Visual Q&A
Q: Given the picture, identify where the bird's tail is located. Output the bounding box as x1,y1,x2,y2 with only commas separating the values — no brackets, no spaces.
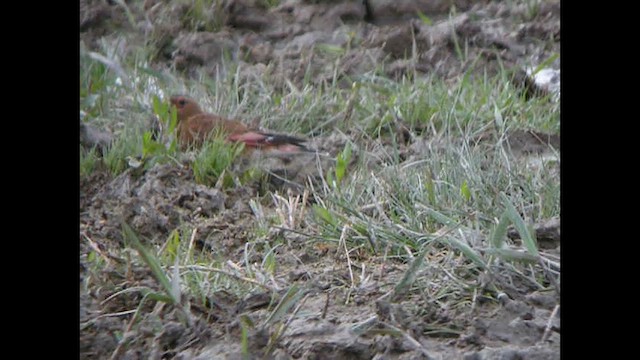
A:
228,131,313,153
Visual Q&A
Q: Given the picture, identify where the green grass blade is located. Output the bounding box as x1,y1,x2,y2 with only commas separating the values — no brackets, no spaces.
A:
485,248,539,263
439,235,487,270
424,172,437,205
313,205,338,227
391,246,427,300
113,0,136,28
164,229,181,262
532,53,559,76
145,292,176,304
239,314,253,360
500,193,539,256
490,212,510,249
263,284,304,326
121,221,177,304
426,208,457,227
335,143,352,184
460,180,471,202
416,11,433,25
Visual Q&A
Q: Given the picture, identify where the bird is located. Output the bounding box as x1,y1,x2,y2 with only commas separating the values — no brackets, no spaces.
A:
169,95,310,153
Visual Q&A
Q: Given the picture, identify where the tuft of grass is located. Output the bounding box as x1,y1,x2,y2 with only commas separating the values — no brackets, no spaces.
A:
326,142,353,189
102,125,145,175
121,221,181,306
80,147,101,177
180,0,225,33
262,284,307,357
297,66,559,313
192,133,246,188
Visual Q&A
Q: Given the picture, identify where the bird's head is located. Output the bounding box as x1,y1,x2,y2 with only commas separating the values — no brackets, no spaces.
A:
169,95,203,121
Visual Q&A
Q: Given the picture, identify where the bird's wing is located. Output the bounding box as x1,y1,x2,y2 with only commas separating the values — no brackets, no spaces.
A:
228,131,310,152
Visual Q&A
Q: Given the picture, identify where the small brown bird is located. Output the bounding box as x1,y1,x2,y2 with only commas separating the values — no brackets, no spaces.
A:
169,95,309,152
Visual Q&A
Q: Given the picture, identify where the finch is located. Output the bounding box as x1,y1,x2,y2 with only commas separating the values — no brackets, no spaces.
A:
169,95,309,152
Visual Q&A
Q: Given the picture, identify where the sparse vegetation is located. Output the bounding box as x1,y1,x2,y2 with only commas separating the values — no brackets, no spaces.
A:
192,134,245,187
80,0,559,358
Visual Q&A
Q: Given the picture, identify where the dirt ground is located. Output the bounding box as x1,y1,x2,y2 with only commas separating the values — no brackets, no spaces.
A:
80,0,560,358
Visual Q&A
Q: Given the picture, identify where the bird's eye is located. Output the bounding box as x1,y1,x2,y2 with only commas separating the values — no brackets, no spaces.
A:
178,99,186,107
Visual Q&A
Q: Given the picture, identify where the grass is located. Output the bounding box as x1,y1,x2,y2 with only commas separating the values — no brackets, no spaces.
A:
180,0,225,33
80,16,559,355
192,133,246,188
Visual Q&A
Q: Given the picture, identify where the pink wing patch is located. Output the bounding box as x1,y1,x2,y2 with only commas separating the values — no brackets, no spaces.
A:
227,132,267,146
227,131,308,153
